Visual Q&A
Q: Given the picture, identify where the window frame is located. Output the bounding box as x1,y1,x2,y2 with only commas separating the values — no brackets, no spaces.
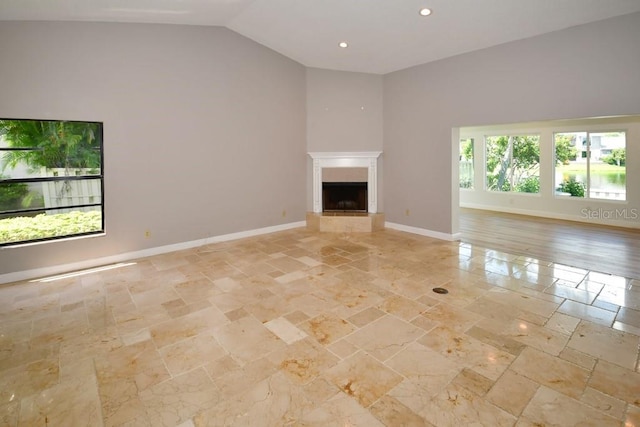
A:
0,118,105,247
553,129,626,201
459,137,475,190
484,133,541,194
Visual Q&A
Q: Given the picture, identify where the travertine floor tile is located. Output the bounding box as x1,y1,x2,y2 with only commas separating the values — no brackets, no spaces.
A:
213,315,285,365
588,359,640,405
0,401,19,427
0,358,59,405
420,302,483,332
298,392,386,427
324,351,403,407
264,316,308,344
376,294,429,320
419,383,516,426
510,347,589,399
19,375,103,426
418,325,515,380
597,285,640,310
499,319,570,356
194,371,312,426
266,338,338,385
558,299,617,326
580,386,627,420
159,332,227,376
567,320,639,369
300,313,356,346
96,339,170,392
1,228,638,426
545,311,581,335
345,315,424,361
140,368,220,426
520,386,619,427
450,368,494,396
486,369,539,416
625,405,640,427
369,395,434,427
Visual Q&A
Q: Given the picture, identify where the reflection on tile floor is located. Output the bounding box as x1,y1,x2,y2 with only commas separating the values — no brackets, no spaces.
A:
1,228,639,426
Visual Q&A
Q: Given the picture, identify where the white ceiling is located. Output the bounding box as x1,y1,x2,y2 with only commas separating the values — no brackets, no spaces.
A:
2,0,640,74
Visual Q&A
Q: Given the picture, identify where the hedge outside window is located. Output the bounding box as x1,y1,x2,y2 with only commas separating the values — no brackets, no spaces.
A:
0,119,104,246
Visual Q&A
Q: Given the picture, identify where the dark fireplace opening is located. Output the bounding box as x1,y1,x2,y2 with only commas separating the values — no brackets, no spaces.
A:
322,182,367,212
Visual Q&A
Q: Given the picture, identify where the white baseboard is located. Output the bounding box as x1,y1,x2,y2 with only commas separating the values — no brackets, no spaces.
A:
385,222,461,241
0,221,306,285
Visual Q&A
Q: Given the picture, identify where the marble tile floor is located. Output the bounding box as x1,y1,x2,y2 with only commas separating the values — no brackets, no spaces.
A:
1,228,639,426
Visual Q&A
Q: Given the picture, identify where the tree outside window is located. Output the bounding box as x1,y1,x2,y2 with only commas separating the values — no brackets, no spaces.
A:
485,135,540,193
459,138,474,189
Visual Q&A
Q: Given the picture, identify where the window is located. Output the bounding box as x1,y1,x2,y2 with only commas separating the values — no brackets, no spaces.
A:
554,131,626,200
485,135,540,193
0,119,104,246
459,138,474,189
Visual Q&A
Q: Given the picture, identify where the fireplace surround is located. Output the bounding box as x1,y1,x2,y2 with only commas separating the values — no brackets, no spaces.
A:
308,151,382,214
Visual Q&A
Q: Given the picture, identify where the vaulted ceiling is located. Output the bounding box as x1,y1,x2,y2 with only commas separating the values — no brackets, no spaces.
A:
2,0,640,74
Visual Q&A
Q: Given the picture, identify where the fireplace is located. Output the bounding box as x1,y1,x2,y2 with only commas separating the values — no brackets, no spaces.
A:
308,151,382,214
322,182,368,212
307,151,383,232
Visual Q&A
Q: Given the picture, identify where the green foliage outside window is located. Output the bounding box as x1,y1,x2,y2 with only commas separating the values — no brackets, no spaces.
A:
515,176,540,193
486,135,540,193
554,134,578,165
558,178,586,197
602,148,625,166
0,211,101,244
0,175,29,211
1,120,101,173
459,138,474,189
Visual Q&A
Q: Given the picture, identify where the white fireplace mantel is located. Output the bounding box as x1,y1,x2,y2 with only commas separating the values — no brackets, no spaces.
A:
308,151,382,214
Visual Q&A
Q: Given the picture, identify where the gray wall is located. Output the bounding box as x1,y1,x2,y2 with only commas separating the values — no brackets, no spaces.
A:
306,68,384,211
306,68,383,152
0,22,306,276
384,12,640,234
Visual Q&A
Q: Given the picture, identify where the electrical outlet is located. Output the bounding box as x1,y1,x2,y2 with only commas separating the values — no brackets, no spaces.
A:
405,209,410,216
145,230,151,238
282,209,286,217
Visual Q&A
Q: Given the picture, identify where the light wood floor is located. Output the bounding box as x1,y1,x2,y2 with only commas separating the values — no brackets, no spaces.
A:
459,208,640,279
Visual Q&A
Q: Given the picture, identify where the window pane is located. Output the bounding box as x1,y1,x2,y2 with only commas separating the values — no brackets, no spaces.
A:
0,120,101,168
0,208,102,245
0,163,100,180
459,138,474,189
555,132,587,198
589,132,626,200
486,135,540,193
0,179,101,214
0,118,103,246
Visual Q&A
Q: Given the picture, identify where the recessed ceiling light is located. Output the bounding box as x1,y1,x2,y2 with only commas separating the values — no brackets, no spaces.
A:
419,8,432,16
339,41,348,48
